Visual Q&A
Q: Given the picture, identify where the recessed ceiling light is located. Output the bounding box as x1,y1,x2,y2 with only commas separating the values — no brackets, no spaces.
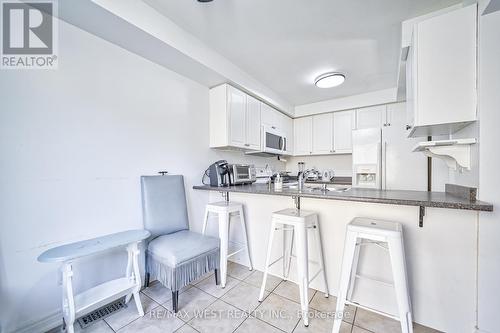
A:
314,72,345,88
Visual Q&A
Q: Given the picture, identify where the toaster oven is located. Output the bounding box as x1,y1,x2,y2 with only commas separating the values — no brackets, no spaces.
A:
228,164,256,185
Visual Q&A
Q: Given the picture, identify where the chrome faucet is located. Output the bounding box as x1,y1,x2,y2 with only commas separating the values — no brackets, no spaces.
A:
298,170,313,192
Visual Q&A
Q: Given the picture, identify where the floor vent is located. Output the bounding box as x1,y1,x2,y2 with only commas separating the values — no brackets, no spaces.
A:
76,298,128,329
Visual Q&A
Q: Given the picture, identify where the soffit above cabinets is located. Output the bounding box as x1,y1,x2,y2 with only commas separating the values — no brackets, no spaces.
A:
144,0,462,106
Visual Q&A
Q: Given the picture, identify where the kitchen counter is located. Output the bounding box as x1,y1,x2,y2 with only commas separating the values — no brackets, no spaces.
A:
193,183,493,211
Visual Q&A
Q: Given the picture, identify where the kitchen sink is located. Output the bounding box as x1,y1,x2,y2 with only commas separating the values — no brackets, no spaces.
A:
282,184,315,192
282,182,350,192
282,182,298,189
306,184,351,192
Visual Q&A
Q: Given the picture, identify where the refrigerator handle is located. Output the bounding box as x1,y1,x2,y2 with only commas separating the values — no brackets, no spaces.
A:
382,140,387,190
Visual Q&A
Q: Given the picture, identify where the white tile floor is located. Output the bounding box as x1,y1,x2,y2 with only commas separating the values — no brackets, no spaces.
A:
47,263,441,333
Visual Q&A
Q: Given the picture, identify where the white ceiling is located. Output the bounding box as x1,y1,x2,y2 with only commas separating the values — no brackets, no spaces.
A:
144,0,462,106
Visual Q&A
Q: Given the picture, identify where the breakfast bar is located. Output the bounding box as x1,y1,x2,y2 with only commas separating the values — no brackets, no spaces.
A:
193,183,492,211
193,183,492,332
194,183,492,227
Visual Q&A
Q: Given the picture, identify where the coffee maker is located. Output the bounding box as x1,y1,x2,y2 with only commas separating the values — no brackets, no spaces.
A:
207,160,231,187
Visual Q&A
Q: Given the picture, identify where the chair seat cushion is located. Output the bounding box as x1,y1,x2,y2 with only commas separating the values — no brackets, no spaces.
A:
147,230,220,266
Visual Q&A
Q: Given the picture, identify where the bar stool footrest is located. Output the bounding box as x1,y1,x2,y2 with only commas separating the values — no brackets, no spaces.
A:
227,248,246,258
345,300,399,321
354,274,394,288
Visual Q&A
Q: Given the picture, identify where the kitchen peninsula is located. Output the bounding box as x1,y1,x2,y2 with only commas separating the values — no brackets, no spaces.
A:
194,183,492,332
193,183,492,212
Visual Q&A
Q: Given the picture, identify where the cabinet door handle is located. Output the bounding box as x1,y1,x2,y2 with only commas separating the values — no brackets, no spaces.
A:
244,143,250,147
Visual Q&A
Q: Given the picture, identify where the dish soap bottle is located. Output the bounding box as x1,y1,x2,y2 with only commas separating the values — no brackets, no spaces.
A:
274,173,283,191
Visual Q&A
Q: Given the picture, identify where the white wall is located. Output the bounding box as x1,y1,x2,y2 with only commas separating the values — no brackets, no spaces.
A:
427,127,478,192
0,19,281,333
477,2,500,332
285,155,352,177
294,88,397,117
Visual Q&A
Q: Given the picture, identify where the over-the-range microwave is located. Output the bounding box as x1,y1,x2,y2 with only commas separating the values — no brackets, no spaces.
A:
246,125,287,157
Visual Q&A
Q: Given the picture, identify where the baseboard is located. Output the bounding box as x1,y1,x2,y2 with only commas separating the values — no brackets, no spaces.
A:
11,310,62,333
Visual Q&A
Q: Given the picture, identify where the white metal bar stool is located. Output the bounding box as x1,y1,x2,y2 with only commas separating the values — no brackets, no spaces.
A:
202,201,253,287
259,208,329,327
332,217,413,333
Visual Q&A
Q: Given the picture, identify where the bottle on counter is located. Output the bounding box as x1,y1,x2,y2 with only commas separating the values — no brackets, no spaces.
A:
274,173,283,191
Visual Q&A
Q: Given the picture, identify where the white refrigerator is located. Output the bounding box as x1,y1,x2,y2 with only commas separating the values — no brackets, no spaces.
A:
352,104,428,190
352,128,382,189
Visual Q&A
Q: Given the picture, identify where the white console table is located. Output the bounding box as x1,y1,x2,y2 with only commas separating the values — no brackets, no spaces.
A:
38,229,151,333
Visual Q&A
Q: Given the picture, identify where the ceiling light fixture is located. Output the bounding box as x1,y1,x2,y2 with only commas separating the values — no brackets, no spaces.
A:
314,72,345,88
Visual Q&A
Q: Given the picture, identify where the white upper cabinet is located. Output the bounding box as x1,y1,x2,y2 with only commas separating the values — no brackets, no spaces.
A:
282,114,294,154
261,103,283,129
228,86,247,147
245,95,261,150
294,117,313,155
333,110,355,153
312,114,333,154
356,105,387,129
405,4,477,137
210,83,293,153
209,84,261,150
293,110,355,156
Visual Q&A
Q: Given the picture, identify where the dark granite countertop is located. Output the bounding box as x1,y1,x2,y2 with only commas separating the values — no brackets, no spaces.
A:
193,183,493,212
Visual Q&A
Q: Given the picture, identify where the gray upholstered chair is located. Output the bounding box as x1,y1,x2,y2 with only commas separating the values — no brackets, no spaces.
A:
141,175,220,312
